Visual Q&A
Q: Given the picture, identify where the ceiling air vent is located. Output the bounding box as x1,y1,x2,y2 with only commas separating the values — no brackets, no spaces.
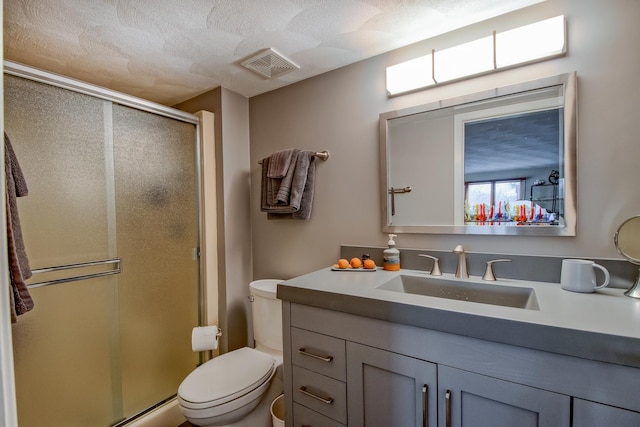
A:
241,48,299,79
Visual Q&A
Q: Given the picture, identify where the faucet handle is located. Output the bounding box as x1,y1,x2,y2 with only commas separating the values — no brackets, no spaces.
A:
482,259,512,281
418,254,442,276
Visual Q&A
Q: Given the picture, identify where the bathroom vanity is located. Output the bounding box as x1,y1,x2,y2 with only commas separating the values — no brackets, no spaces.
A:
277,268,640,427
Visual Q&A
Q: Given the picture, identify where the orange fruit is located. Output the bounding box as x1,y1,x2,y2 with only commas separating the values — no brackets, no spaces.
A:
337,259,350,269
350,257,363,268
363,259,376,269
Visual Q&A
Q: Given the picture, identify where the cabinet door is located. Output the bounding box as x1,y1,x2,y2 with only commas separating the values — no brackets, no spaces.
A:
573,399,640,427
347,342,437,427
438,365,570,427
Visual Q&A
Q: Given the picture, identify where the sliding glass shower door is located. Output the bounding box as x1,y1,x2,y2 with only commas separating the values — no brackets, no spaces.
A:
5,74,200,426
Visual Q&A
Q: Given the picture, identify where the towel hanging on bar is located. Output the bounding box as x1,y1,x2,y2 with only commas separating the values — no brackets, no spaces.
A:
268,155,316,220
263,149,300,208
4,132,34,322
267,148,296,178
261,150,317,220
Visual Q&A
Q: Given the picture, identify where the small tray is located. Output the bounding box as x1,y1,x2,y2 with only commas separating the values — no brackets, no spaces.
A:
331,266,377,272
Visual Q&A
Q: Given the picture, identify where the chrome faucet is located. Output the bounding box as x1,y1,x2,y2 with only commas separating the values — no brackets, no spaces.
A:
453,245,469,278
418,254,442,276
482,259,512,281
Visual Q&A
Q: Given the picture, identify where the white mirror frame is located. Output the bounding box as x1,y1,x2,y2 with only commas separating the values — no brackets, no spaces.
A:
379,72,577,236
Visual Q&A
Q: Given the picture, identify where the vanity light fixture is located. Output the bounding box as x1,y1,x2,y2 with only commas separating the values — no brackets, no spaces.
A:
433,36,494,83
386,15,566,95
385,54,434,95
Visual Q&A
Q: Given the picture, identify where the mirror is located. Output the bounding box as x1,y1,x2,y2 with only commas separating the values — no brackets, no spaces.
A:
614,216,640,298
380,72,576,236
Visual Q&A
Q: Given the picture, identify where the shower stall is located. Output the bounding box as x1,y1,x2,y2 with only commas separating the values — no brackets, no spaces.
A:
4,65,202,426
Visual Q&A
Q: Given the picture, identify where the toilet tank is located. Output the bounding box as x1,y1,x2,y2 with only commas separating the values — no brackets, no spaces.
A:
249,279,283,353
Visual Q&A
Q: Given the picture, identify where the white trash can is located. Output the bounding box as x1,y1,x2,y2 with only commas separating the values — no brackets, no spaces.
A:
270,394,285,427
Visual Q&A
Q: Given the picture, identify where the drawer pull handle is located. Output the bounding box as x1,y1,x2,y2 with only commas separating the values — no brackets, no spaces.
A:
299,386,334,404
298,347,334,362
422,384,428,427
445,390,452,427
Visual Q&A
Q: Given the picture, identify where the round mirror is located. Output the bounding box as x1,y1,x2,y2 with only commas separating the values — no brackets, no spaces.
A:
614,216,640,298
614,216,640,263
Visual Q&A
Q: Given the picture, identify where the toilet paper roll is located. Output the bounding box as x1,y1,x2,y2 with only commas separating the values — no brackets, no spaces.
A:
191,325,221,352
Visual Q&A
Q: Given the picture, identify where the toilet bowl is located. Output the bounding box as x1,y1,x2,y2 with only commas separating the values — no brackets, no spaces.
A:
178,279,284,427
178,347,277,426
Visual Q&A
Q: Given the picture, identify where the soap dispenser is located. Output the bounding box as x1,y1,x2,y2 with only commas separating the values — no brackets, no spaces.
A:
383,234,401,271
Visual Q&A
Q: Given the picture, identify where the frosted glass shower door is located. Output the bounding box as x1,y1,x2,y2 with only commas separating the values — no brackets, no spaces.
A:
5,74,200,426
112,104,199,418
6,75,117,427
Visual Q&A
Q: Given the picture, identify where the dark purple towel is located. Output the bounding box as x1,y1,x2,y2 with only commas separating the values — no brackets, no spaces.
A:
5,132,33,322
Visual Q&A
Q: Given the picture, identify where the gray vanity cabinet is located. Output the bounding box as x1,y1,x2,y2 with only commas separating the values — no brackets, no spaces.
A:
439,365,570,427
573,399,640,427
346,342,437,426
282,301,640,427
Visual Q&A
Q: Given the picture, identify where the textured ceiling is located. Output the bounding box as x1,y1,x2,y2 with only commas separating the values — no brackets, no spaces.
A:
4,0,543,106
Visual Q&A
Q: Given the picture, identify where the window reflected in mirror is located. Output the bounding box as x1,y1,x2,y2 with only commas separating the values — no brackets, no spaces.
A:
462,107,564,226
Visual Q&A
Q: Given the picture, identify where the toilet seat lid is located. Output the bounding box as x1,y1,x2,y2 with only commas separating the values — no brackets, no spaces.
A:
179,347,275,406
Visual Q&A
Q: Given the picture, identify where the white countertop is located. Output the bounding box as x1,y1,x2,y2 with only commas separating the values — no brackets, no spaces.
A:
278,267,640,367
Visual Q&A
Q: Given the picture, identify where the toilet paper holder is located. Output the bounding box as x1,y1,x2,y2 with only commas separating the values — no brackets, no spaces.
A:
191,325,223,352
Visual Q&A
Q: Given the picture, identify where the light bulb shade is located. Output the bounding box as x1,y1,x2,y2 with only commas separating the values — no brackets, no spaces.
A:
386,54,434,95
433,36,494,83
496,15,566,68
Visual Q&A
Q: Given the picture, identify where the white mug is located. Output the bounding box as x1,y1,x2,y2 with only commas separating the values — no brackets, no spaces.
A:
560,259,610,293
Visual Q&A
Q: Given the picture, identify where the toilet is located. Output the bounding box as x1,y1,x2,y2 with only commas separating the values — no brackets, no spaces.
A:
178,279,284,427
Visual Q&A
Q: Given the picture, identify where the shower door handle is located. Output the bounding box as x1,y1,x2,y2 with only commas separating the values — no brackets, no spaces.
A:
28,258,122,289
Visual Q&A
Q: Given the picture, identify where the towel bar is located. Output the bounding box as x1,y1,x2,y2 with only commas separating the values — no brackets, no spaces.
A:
258,150,329,164
27,258,121,289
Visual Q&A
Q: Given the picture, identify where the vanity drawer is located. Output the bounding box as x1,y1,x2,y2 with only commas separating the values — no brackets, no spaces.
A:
291,327,346,381
293,402,345,427
292,365,347,424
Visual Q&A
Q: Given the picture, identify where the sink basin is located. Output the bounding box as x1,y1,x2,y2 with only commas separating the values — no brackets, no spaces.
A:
377,275,539,310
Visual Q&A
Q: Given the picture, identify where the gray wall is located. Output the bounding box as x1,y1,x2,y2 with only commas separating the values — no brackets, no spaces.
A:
249,0,640,280
175,87,252,352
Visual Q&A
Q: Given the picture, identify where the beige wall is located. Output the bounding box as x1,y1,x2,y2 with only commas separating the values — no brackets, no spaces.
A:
249,0,640,280
175,88,252,352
